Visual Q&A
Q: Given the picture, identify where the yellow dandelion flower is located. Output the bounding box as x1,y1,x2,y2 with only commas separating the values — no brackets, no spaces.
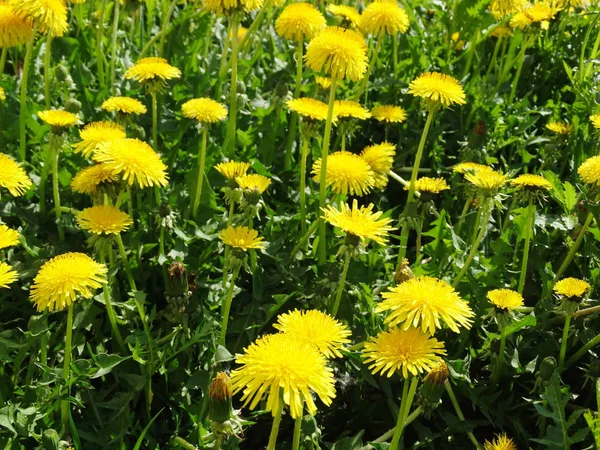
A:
0,262,17,288
273,309,351,358
510,2,561,29
578,155,600,186
546,120,572,135
377,276,475,334
487,289,524,311
0,153,32,196
408,72,466,109
275,3,326,41
312,151,375,196
362,327,447,379
230,25,248,40
203,0,264,16
510,174,552,191
305,26,368,82
0,87,4,101
0,2,33,47
360,142,396,189
315,76,332,89
371,105,407,123
321,199,393,245
76,205,133,235
101,96,147,115
124,57,181,84
0,224,19,249
334,100,371,120
93,139,168,188
554,277,590,298
484,433,518,450
219,226,266,251
490,25,514,37
591,114,600,129
182,98,227,124
37,109,79,130
71,164,117,194
287,98,336,122
360,0,409,36
453,162,494,174
489,0,527,19
424,361,450,385
236,174,271,194
465,170,508,192
326,4,361,28
230,333,336,418
406,177,450,194
215,161,251,181
9,0,68,37
72,122,126,158
30,252,108,312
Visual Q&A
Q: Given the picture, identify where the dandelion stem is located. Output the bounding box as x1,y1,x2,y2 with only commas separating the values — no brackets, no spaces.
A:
393,35,399,78
61,304,74,432
219,263,241,346
0,47,7,74
455,194,473,236
485,34,503,82
284,37,304,171
553,211,594,284
158,0,179,55
299,131,310,235
99,248,126,352
292,408,303,450
116,234,137,292
19,26,38,161
518,200,535,294
239,0,270,53
558,314,571,368
95,0,107,86
50,133,65,241
332,250,351,317
508,33,532,104
192,126,208,217
266,392,284,450
44,35,52,109
389,377,418,450
492,324,507,383
445,383,482,449
566,331,600,368
225,13,239,157
109,0,121,94
355,31,384,101
151,92,158,151
290,218,320,260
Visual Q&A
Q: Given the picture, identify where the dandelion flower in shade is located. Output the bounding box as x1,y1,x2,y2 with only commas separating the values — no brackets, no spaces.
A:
334,100,371,120
0,224,19,249
0,87,4,101
322,199,393,245
510,2,561,29
203,0,265,16
484,433,517,450
546,121,573,135
230,25,248,40
591,114,600,130
76,205,133,235
73,122,126,158
0,262,17,288
360,142,396,188
10,0,68,37
230,333,336,418
360,0,410,36
453,162,494,174
371,105,407,123
124,57,181,85
315,76,332,89
488,289,524,311
215,161,251,181
219,226,265,251
377,276,474,334
510,174,552,191
362,327,447,379
408,72,466,110
93,139,168,188
101,96,147,115
578,155,600,186
554,277,590,299
38,109,79,131
0,2,32,47
490,25,514,38
305,26,368,81
406,177,450,194
236,174,271,194
489,0,527,19
312,151,375,196
71,164,117,194
182,98,227,124
287,98,335,122
0,153,32,196
275,3,326,41
465,170,508,192
326,4,361,28
273,309,351,358
30,252,108,312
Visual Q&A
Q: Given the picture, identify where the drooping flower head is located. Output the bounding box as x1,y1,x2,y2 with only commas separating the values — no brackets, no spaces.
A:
362,327,447,378
182,98,227,124
0,262,17,288
578,155,600,187
312,151,375,196
30,252,108,312
371,105,407,123
125,57,181,92
71,164,117,194
360,142,396,188
275,3,326,41
287,98,336,122
465,170,508,195
554,277,590,300
510,1,561,30
0,2,33,47
360,0,409,36
0,224,19,249
489,0,527,19
10,0,68,37
203,0,265,16
487,289,524,311
546,120,572,135
76,205,133,235
0,153,32,196
215,161,251,181
408,72,466,111
591,114,600,130
38,109,79,133
322,199,393,245
219,226,265,251
483,433,517,450
230,333,336,419
93,139,168,188
406,177,450,194
305,26,368,81
334,100,371,120
101,96,147,115
236,174,271,194
326,4,361,28
377,276,475,334
73,122,126,158
273,309,351,358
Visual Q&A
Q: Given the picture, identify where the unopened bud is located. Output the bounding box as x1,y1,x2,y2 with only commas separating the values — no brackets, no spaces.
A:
65,98,81,114
54,65,68,82
537,357,556,382
209,372,233,423
42,429,60,450
166,261,189,298
395,259,415,284
418,362,449,418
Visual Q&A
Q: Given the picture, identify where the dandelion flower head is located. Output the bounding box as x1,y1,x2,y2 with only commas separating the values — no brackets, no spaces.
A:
10,0,68,36
38,109,79,130
591,114,600,130
484,433,517,450
101,96,147,115
334,100,371,120
465,170,507,192
0,224,19,249
554,277,590,299
360,0,409,36
71,164,117,194
408,72,466,110
453,162,494,174
77,205,133,235
203,0,265,16
0,153,32,196
371,105,407,123
578,155,600,186
360,142,396,189
510,2,561,29
182,98,227,124
326,4,361,28
510,174,552,191
487,289,524,311
0,262,17,289
546,121,572,135
315,76,332,89
489,0,527,19
219,226,266,251
0,2,33,47
73,122,126,158
275,3,326,41
312,151,375,196
215,161,251,181
236,174,271,194
287,98,336,122
406,177,450,194
322,199,393,245
125,57,182,85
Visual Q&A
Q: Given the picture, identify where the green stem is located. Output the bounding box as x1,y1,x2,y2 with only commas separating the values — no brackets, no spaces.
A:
158,0,179,55
492,325,507,383
61,304,74,431
51,134,65,241
462,28,480,78
354,32,384,101
485,34,503,81
227,196,236,226
126,185,134,222
508,34,531,104
219,263,241,346
19,27,37,161
389,377,418,450
99,248,126,352
116,234,137,292
239,0,270,53
192,126,208,217
553,211,594,283
109,0,121,94
559,314,571,368
0,47,7,75
444,383,482,449
96,0,107,86
225,14,239,157
566,331,600,368
317,74,338,265
393,34,399,78
44,35,52,109
455,194,473,236
266,393,284,450
331,251,351,317
290,218,320,260
415,207,424,263
39,141,53,217
172,437,198,450
284,37,304,171
518,200,535,294
292,408,302,450
299,132,310,235
151,92,158,151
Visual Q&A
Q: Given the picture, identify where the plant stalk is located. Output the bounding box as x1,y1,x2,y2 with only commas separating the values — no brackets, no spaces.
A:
219,263,241,346
61,304,74,431
553,211,594,283
389,377,418,450
44,35,52,109
332,250,351,317
99,248,126,352
19,26,38,161
284,37,304,171
109,0,121,94
518,200,535,294
225,13,239,157
559,314,571,368
299,131,310,235
266,393,284,450
192,126,208,217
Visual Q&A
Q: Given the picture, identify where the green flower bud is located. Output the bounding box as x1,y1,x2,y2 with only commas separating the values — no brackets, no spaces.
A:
588,360,600,379
42,429,60,450
418,362,449,418
65,98,81,114
54,65,69,82
130,124,146,140
275,81,288,98
538,357,557,382
165,261,189,298
209,372,233,423
345,232,360,247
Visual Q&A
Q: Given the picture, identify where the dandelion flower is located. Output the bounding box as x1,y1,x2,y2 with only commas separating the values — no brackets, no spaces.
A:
334,100,371,120
312,151,375,196
0,153,32,196
30,252,108,312
360,142,396,188
230,333,336,418
326,4,361,28
203,0,265,16
73,122,126,158
578,155,600,186
371,105,407,123
236,174,271,194
93,139,168,188
453,162,494,174
219,226,265,250
315,76,332,89
554,277,590,299
77,205,133,235
360,0,409,36
377,276,474,334
0,2,33,47
490,25,514,37
322,199,393,245
71,164,117,194
489,0,527,19
101,96,147,115
215,161,251,181
305,26,368,81
275,3,326,41
362,327,447,379
10,0,68,37
591,114,600,129
546,121,572,135
406,177,450,194
510,174,552,191
38,109,79,131
488,289,524,311
424,361,450,385
510,2,561,29
484,433,517,450
0,262,17,288
0,87,4,101
182,98,227,124
274,309,351,358
408,72,466,110
465,170,507,192
0,224,19,249
125,57,181,85
287,98,335,122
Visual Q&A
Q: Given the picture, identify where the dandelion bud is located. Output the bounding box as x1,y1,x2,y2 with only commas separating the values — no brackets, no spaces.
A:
42,429,60,450
209,372,233,423
588,360,600,379
418,362,449,417
537,357,556,383
166,261,189,298
159,202,172,219
130,124,146,140
395,258,415,284
275,81,289,99
54,65,69,82
65,98,82,115
344,232,360,247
